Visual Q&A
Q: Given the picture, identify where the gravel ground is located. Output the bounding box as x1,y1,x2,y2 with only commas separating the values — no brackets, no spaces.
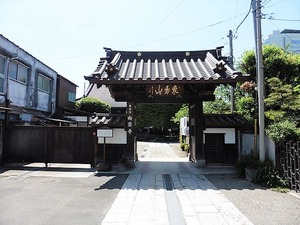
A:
206,174,300,225
137,141,188,159
168,142,188,158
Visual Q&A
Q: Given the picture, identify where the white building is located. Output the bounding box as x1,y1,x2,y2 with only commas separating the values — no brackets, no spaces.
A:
0,34,57,123
264,29,300,53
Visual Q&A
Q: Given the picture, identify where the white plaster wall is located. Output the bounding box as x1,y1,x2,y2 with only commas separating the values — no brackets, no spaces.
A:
37,91,51,111
266,136,276,165
8,82,27,107
241,133,276,164
204,128,235,144
98,128,127,144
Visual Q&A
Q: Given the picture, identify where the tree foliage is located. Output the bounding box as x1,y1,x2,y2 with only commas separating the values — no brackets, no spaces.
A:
171,104,189,124
203,85,231,114
239,45,300,87
264,77,300,122
137,104,181,128
237,44,300,142
75,97,110,113
266,120,300,143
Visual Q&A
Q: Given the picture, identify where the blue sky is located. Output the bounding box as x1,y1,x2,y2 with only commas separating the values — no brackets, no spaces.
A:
1,0,299,97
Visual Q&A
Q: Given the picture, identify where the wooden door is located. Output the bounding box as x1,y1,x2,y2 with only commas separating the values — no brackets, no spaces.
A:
204,133,224,163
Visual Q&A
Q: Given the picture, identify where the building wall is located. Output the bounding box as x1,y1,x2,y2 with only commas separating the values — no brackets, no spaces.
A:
264,30,300,53
57,75,77,109
0,35,57,116
241,133,276,164
204,128,236,144
98,128,127,144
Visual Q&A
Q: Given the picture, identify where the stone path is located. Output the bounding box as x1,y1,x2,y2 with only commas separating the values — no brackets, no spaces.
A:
102,173,253,225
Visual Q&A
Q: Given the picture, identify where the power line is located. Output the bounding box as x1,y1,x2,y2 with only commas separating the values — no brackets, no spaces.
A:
267,20,300,51
205,37,226,49
266,17,300,22
233,0,252,38
233,0,240,29
43,53,99,61
136,0,185,46
124,12,250,50
43,6,255,60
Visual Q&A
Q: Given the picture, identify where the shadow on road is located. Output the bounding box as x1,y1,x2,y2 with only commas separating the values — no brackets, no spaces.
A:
94,174,128,190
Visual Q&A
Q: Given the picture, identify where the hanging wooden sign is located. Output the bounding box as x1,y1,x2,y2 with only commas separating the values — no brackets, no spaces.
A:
146,84,183,98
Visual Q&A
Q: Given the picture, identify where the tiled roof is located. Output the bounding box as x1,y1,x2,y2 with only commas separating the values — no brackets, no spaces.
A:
85,47,246,84
204,114,245,128
90,113,245,129
90,113,126,128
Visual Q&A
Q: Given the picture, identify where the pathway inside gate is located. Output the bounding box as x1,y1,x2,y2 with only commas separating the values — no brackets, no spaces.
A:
102,141,253,225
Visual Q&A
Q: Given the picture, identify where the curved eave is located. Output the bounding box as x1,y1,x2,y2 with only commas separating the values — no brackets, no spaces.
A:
84,75,248,85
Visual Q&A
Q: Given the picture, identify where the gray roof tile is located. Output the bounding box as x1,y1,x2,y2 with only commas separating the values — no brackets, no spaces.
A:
85,47,246,84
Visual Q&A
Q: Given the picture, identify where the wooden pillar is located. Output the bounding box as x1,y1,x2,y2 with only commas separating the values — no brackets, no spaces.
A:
126,102,136,167
193,101,206,167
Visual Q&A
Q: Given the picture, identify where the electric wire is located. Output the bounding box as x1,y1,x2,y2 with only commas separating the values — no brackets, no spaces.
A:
266,17,300,22
267,20,300,51
136,0,185,46
233,0,239,29
233,0,252,38
123,12,250,50
44,53,99,61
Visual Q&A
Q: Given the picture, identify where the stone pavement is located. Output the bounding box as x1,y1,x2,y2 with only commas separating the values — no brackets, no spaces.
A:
101,142,253,225
102,173,253,225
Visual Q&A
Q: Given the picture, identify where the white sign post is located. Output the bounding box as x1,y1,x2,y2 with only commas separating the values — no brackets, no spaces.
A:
97,129,113,163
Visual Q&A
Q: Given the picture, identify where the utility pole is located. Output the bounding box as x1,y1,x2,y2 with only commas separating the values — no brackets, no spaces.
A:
252,0,265,161
228,30,235,113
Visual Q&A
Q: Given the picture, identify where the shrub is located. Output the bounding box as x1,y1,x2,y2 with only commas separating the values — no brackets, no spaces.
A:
253,161,288,188
266,120,300,143
76,97,110,113
236,150,260,175
184,144,190,152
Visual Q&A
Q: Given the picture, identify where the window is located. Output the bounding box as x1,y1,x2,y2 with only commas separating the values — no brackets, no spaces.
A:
8,61,28,84
0,55,5,93
18,64,28,83
0,55,5,74
68,91,76,103
37,73,51,93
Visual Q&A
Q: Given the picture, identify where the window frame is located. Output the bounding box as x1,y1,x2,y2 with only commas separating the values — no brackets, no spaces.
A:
0,55,5,93
8,60,29,84
68,91,76,103
37,73,51,93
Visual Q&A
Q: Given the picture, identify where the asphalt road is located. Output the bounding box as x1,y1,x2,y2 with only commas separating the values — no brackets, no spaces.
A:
0,167,127,225
206,174,300,225
1,142,299,225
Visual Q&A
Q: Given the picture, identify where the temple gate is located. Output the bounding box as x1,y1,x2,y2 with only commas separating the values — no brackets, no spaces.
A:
85,47,247,167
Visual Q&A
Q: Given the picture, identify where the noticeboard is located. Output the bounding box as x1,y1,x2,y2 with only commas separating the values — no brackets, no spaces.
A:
97,129,113,138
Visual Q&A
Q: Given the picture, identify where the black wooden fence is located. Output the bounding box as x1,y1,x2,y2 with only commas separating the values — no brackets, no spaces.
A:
279,141,300,193
4,126,95,167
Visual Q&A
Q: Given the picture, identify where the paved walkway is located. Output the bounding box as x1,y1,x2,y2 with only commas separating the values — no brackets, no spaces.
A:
102,174,253,225
101,142,253,225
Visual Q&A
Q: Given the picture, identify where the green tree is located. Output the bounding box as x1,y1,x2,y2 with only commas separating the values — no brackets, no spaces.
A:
237,44,300,140
264,77,300,122
239,45,300,87
266,120,300,143
75,97,110,113
137,104,181,128
171,104,189,124
203,84,231,114
172,85,232,125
